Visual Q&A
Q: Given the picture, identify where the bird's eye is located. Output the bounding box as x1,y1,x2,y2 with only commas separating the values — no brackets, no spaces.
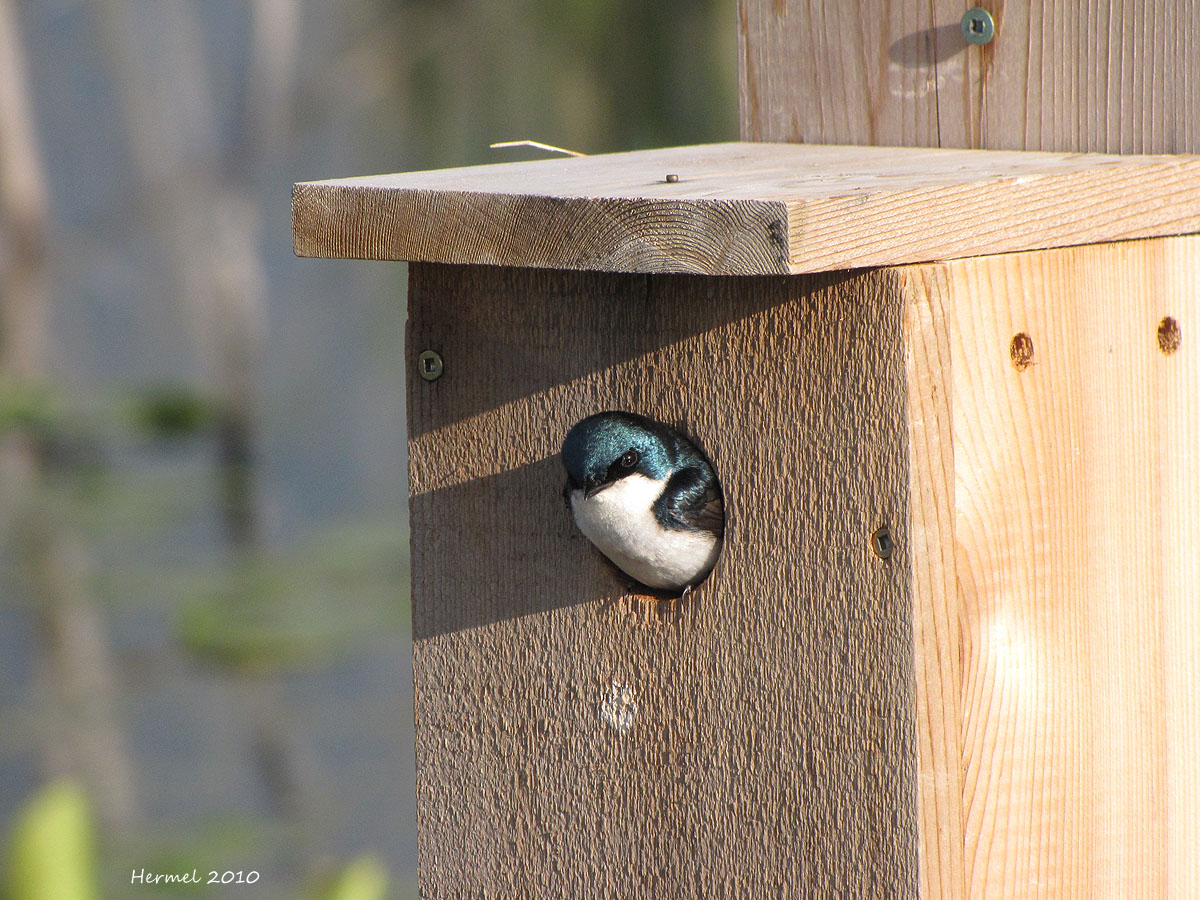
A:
619,450,639,468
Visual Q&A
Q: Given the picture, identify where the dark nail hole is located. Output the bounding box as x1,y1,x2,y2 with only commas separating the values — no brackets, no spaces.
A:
1158,316,1181,355
1010,332,1034,371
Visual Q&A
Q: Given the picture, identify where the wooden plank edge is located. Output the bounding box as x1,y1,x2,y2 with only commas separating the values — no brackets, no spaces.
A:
292,151,1200,275
292,182,792,276
786,160,1200,272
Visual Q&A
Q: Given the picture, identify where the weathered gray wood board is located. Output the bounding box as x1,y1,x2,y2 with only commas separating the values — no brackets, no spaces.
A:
739,0,1200,153
292,143,1200,276
407,263,919,898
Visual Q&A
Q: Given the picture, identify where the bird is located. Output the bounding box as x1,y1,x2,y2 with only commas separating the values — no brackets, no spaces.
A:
561,411,724,594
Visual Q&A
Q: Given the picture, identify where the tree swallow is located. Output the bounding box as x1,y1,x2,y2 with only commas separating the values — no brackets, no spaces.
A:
561,411,724,594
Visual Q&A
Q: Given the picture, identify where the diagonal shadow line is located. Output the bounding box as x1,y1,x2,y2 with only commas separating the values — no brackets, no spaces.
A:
405,266,862,438
409,454,720,640
406,264,898,640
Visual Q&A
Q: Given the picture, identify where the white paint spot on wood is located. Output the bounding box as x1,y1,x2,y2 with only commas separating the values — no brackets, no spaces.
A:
601,681,637,734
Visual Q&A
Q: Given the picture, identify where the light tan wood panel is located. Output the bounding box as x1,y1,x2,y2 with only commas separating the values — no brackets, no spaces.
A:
740,0,1200,154
903,236,1200,898
1156,239,1200,897
293,143,1200,275
407,263,920,899
902,265,967,900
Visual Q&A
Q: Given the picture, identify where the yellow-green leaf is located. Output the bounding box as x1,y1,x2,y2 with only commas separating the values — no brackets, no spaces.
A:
5,781,99,900
308,854,389,900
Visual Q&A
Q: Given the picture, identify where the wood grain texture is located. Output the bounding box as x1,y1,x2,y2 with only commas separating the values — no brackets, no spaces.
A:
900,265,966,900
294,143,1200,275
737,0,959,146
400,240,1200,897
902,236,1200,898
739,0,1200,153
407,263,919,898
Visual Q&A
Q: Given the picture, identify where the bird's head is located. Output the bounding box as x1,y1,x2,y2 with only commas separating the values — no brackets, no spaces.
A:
561,411,677,499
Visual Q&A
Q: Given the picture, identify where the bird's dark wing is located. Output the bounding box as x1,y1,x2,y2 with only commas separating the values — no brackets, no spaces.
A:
655,466,724,539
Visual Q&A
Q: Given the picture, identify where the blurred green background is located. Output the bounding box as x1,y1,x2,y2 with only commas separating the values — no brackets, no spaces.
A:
0,0,735,897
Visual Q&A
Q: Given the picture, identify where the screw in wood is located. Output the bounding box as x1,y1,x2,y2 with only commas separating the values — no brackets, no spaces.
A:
870,525,895,560
961,8,995,45
417,350,444,381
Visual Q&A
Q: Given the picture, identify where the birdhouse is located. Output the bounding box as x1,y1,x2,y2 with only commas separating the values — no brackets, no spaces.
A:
292,4,1200,897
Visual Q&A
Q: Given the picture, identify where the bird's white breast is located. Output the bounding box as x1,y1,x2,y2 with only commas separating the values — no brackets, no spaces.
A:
569,473,719,591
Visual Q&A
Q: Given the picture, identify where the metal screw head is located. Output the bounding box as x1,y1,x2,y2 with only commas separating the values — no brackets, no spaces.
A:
871,525,895,560
961,8,995,45
417,350,443,382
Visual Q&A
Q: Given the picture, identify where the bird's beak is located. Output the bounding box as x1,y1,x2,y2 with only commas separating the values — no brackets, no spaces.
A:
584,480,610,500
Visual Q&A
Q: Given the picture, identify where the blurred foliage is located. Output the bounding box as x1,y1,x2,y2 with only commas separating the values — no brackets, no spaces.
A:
3,781,98,900
178,516,410,671
306,855,388,900
129,386,217,441
0,379,62,437
2,786,393,900
2,0,737,896
113,815,282,898
383,0,737,169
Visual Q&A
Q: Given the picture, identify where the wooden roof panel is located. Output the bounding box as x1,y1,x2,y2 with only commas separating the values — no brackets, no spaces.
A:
293,142,1200,274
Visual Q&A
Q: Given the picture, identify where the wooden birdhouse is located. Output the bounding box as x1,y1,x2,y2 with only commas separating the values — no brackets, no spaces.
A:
292,4,1200,897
